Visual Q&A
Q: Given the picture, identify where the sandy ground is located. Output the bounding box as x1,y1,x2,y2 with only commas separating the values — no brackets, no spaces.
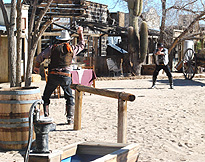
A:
0,73,205,162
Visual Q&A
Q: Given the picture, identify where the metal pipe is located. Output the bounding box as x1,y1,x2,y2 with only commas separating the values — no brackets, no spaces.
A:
24,100,44,162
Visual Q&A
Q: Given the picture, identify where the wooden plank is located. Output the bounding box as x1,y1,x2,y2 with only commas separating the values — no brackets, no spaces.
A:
29,150,62,162
60,142,79,160
77,142,127,156
117,99,127,143
92,143,140,162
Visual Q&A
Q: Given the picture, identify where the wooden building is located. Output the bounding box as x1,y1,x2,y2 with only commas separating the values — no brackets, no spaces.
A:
0,26,8,82
34,0,112,77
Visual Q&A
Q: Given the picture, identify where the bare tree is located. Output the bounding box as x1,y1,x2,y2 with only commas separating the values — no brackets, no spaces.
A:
166,0,205,53
169,10,205,53
0,0,16,87
143,0,204,51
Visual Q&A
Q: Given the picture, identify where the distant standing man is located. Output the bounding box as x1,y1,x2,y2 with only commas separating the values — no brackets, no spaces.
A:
151,43,174,89
34,26,85,124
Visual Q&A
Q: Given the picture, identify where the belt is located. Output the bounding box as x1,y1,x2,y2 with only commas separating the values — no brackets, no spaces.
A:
49,71,71,77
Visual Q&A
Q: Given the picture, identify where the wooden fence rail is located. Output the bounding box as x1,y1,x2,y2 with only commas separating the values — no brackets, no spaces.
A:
70,84,136,143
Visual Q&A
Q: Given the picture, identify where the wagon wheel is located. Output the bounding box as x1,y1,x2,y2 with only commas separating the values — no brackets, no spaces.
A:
182,48,197,80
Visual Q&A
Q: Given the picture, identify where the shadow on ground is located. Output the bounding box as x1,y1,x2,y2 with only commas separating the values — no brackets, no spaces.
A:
158,78,205,87
102,78,205,90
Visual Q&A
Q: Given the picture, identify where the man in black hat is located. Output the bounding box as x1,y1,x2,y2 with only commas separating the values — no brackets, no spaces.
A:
34,27,85,124
151,43,174,89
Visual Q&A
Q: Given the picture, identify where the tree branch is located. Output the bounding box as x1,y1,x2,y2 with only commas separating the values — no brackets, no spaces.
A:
167,0,198,12
167,6,198,14
28,0,38,36
34,0,53,33
33,19,54,51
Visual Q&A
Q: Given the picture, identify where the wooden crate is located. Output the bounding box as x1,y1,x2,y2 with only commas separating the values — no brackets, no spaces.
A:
175,61,183,71
141,64,156,75
29,142,139,162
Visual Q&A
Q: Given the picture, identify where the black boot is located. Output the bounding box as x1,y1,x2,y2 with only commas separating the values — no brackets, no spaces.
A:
151,76,157,89
43,104,49,117
169,77,174,89
66,105,75,125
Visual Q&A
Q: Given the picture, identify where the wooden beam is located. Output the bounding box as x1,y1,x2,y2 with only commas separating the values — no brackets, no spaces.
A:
70,84,135,102
49,14,88,18
52,0,85,4
43,32,61,36
37,4,87,8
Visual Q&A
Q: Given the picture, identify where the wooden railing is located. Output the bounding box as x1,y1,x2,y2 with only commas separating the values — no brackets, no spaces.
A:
70,84,136,143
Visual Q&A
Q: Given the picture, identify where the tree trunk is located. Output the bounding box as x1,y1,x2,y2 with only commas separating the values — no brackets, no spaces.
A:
16,0,22,87
25,48,35,87
159,0,166,43
25,20,53,87
25,0,53,87
8,0,17,87
0,0,16,87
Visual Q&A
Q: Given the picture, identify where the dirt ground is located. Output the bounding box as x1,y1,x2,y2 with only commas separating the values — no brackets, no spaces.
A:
0,73,205,162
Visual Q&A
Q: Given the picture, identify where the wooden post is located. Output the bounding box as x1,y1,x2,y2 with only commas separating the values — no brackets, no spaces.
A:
73,90,83,130
70,84,135,143
99,36,102,56
118,11,125,27
93,37,98,72
117,97,127,143
37,37,42,55
201,37,204,49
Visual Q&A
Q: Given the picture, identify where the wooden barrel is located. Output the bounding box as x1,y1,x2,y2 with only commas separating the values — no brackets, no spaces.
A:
0,87,42,150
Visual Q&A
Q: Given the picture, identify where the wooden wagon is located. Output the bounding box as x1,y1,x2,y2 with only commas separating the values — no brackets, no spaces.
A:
182,48,205,79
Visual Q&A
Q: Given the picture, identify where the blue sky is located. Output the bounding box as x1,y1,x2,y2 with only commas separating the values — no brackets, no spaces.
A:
3,0,129,12
90,0,128,12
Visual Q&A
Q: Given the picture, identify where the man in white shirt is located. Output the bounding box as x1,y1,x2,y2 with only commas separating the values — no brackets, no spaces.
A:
151,43,174,89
